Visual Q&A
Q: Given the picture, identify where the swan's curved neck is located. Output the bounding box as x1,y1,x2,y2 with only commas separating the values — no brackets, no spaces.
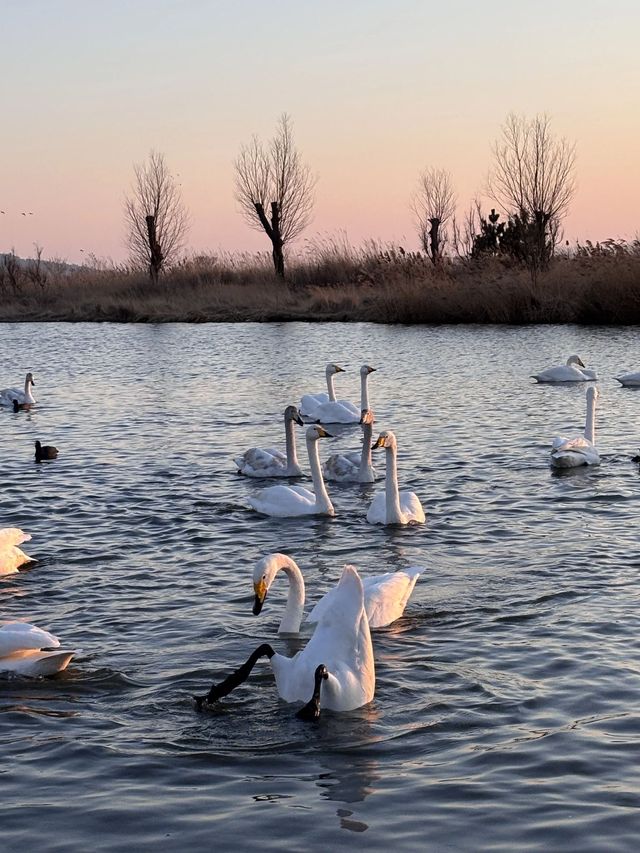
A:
277,558,306,633
359,419,375,480
585,395,597,444
384,443,404,523
24,377,34,402
308,437,334,514
326,372,337,402
284,416,299,471
360,372,370,411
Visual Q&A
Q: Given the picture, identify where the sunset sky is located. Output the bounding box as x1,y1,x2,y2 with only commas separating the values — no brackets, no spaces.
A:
2,0,638,264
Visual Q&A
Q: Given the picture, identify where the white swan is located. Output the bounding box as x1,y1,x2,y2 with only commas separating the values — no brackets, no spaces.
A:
0,621,76,677
550,386,600,468
615,371,640,387
312,365,377,425
367,431,425,525
252,552,424,632
531,356,596,383
247,425,335,517
235,405,305,478
322,409,377,483
0,528,35,576
195,564,374,715
299,364,345,419
0,372,36,407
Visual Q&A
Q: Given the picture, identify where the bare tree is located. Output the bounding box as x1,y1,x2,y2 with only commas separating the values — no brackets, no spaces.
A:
124,151,189,283
489,113,576,276
234,114,316,278
412,168,456,264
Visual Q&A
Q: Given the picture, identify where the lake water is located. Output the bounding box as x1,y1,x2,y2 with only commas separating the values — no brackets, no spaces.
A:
2,322,640,852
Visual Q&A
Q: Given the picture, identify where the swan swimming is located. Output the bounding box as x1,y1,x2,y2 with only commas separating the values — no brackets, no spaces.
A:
252,552,424,632
234,405,305,477
299,364,345,419
0,621,76,677
247,425,335,517
195,564,374,716
0,372,36,407
367,431,425,525
0,528,35,576
531,356,596,383
550,386,600,468
322,409,377,483
615,371,640,387
312,365,377,425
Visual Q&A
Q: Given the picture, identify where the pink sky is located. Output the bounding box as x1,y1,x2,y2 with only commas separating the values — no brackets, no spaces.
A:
2,0,638,264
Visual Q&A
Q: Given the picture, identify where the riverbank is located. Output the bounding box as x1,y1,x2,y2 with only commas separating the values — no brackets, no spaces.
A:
1,242,639,323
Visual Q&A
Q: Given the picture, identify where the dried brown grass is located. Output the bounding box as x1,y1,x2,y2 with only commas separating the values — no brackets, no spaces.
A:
1,239,639,324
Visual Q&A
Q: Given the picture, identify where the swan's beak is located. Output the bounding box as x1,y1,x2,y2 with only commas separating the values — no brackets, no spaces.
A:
367,366,377,373
294,413,304,426
577,358,585,367
335,365,345,373
253,580,267,615
371,436,385,450
317,426,333,438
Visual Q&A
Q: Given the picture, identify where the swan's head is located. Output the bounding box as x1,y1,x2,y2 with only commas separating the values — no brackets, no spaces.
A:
566,355,585,368
306,425,333,441
295,664,329,721
284,405,304,426
586,386,599,402
252,553,290,615
26,372,35,385
360,365,377,375
360,409,375,425
372,430,397,451
326,363,345,376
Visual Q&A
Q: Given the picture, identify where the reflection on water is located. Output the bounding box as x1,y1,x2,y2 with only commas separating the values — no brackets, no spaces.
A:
2,322,640,851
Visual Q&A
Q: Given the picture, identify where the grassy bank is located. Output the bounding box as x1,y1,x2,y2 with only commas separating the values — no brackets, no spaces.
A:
1,240,639,324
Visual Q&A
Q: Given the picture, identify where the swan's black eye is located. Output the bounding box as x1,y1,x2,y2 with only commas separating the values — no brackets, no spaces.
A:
262,575,266,581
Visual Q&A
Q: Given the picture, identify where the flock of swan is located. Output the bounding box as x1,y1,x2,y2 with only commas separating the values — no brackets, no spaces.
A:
1,352,638,717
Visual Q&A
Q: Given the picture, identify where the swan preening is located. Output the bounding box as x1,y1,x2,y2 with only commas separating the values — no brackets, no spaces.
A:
35,440,58,462
367,431,425,525
531,356,597,383
252,552,423,632
0,528,34,576
235,406,304,478
550,386,600,468
0,621,75,677
0,372,36,407
615,371,640,387
195,564,375,716
247,425,335,517
322,409,377,483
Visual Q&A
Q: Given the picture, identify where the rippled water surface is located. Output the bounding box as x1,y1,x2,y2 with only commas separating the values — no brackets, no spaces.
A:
2,322,640,852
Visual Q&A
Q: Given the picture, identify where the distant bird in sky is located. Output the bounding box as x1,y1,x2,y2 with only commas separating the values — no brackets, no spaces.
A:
0,211,5,214
21,212,26,216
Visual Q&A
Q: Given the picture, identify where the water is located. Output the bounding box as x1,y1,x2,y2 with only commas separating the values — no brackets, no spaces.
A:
1,322,640,852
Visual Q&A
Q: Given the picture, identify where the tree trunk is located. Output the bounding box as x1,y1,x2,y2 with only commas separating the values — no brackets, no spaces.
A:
254,201,286,278
428,217,441,265
146,215,164,284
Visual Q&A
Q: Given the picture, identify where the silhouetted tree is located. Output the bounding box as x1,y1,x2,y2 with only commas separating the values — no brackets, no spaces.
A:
412,168,456,264
234,114,316,278
124,151,189,283
489,113,576,277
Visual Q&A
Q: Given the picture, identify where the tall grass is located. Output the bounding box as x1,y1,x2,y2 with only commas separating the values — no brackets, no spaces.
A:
1,238,639,324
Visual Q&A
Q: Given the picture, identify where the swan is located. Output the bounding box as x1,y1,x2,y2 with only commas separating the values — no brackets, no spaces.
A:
550,386,600,468
234,405,305,477
0,372,36,407
194,564,374,715
531,356,596,383
247,425,335,517
252,552,424,631
367,431,425,525
615,371,640,387
0,621,76,677
299,364,345,419
35,441,58,462
312,365,377,425
322,409,377,483
0,528,35,576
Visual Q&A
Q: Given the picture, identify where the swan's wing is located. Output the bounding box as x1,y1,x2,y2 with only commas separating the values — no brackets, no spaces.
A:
616,371,640,386
532,366,586,382
362,567,424,627
314,399,360,424
322,452,358,481
366,492,387,525
400,491,426,524
0,388,24,404
0,528,31,549
248,484,316,516
0,622,60,657
235,447,286,476
551,435,591,452
300,393,329,417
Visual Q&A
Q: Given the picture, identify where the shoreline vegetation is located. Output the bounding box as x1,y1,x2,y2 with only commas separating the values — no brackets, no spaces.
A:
1,238,639,324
